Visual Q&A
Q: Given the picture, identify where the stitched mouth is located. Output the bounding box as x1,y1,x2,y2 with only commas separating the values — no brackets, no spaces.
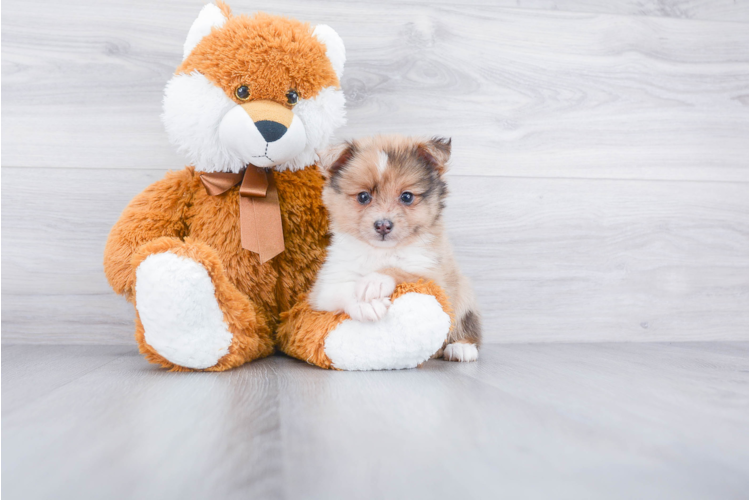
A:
250,143,274,163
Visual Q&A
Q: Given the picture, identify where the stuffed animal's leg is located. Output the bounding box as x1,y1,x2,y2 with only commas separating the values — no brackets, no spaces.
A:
277,281,453,371
132,237,273,372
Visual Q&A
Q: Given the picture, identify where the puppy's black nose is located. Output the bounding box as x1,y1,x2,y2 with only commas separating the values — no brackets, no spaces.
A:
255,120,287,143
374,219,393,235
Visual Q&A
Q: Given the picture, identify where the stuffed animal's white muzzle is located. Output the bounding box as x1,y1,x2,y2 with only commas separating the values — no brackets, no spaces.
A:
219,100,307,168
162,72,345,173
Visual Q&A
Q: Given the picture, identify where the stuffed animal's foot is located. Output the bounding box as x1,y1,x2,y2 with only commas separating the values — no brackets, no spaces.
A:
325,292,450,370
443,342,479,362
277,280,454,371
135,252,233,369
132,237,273,371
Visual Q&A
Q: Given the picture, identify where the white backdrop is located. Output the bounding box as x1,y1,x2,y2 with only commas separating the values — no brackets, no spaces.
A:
2,0,748,344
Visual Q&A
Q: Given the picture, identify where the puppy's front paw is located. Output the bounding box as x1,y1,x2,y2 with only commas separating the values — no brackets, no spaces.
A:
355,273,396,302
345,298,391,322
443,342,479,362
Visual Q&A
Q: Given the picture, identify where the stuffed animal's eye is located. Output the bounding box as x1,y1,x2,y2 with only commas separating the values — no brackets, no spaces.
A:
235,86,250,101
400,192,414,205
357,192,372,205
286,90,298,105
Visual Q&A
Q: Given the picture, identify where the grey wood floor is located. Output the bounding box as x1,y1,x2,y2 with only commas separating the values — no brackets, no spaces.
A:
2,0,748,344
3,343,747,499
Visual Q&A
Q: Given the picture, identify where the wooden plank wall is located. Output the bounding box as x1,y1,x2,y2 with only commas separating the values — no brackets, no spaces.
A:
2,0,747,344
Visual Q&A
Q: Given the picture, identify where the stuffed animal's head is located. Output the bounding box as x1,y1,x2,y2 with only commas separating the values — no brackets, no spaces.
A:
162,1,346,173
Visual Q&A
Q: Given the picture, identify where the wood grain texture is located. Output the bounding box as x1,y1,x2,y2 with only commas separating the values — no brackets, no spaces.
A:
506,0,749,21
2,343,747,499
2,0,747,345
1,344,133,418
2,0,747,180
2,167,746,344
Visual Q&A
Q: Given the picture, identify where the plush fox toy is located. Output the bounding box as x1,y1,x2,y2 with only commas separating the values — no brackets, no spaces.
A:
104,1,452,371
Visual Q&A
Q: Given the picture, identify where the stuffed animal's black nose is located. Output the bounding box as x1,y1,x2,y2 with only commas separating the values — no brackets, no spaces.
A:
374,219,393,235
255,120,287,143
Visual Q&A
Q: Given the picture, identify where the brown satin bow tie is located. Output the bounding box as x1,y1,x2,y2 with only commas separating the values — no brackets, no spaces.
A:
200,166,284,264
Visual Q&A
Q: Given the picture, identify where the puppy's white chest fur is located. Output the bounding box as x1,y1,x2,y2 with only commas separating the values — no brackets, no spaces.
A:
327,233,436,279
309,232,437,313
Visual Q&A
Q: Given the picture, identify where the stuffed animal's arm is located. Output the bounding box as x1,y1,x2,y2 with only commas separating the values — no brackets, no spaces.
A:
103,169,194,300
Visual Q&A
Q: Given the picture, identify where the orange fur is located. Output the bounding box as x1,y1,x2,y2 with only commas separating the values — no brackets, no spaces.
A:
103,10,341,371
178,13,339,106
131,237,273,372
103,168,194,301
276,297,346,370
277,280,454,369
215,0,233,18
104,165,330,371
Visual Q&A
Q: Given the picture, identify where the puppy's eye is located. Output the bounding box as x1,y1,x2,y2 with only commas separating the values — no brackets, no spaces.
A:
400,192,414,205
235,86,250,101
357,192,372,205
286,90,298,105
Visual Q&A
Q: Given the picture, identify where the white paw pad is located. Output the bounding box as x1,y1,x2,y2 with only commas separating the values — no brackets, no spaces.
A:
135,252,233,369
443,343,479,362
325,292,450,371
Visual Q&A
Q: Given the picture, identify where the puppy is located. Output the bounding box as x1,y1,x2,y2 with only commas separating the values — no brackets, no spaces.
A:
309,135,481,362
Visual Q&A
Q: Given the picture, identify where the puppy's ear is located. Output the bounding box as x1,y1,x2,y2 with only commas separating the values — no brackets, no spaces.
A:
417,137,451,175
317,142,355,180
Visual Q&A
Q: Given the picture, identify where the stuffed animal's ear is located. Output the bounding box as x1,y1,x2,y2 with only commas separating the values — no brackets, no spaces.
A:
318,142,354,180
313,25,346,80
417,137,451,175
183,2,230,60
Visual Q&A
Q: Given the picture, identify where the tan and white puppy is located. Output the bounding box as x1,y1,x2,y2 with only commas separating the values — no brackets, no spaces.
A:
309,135,481,362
